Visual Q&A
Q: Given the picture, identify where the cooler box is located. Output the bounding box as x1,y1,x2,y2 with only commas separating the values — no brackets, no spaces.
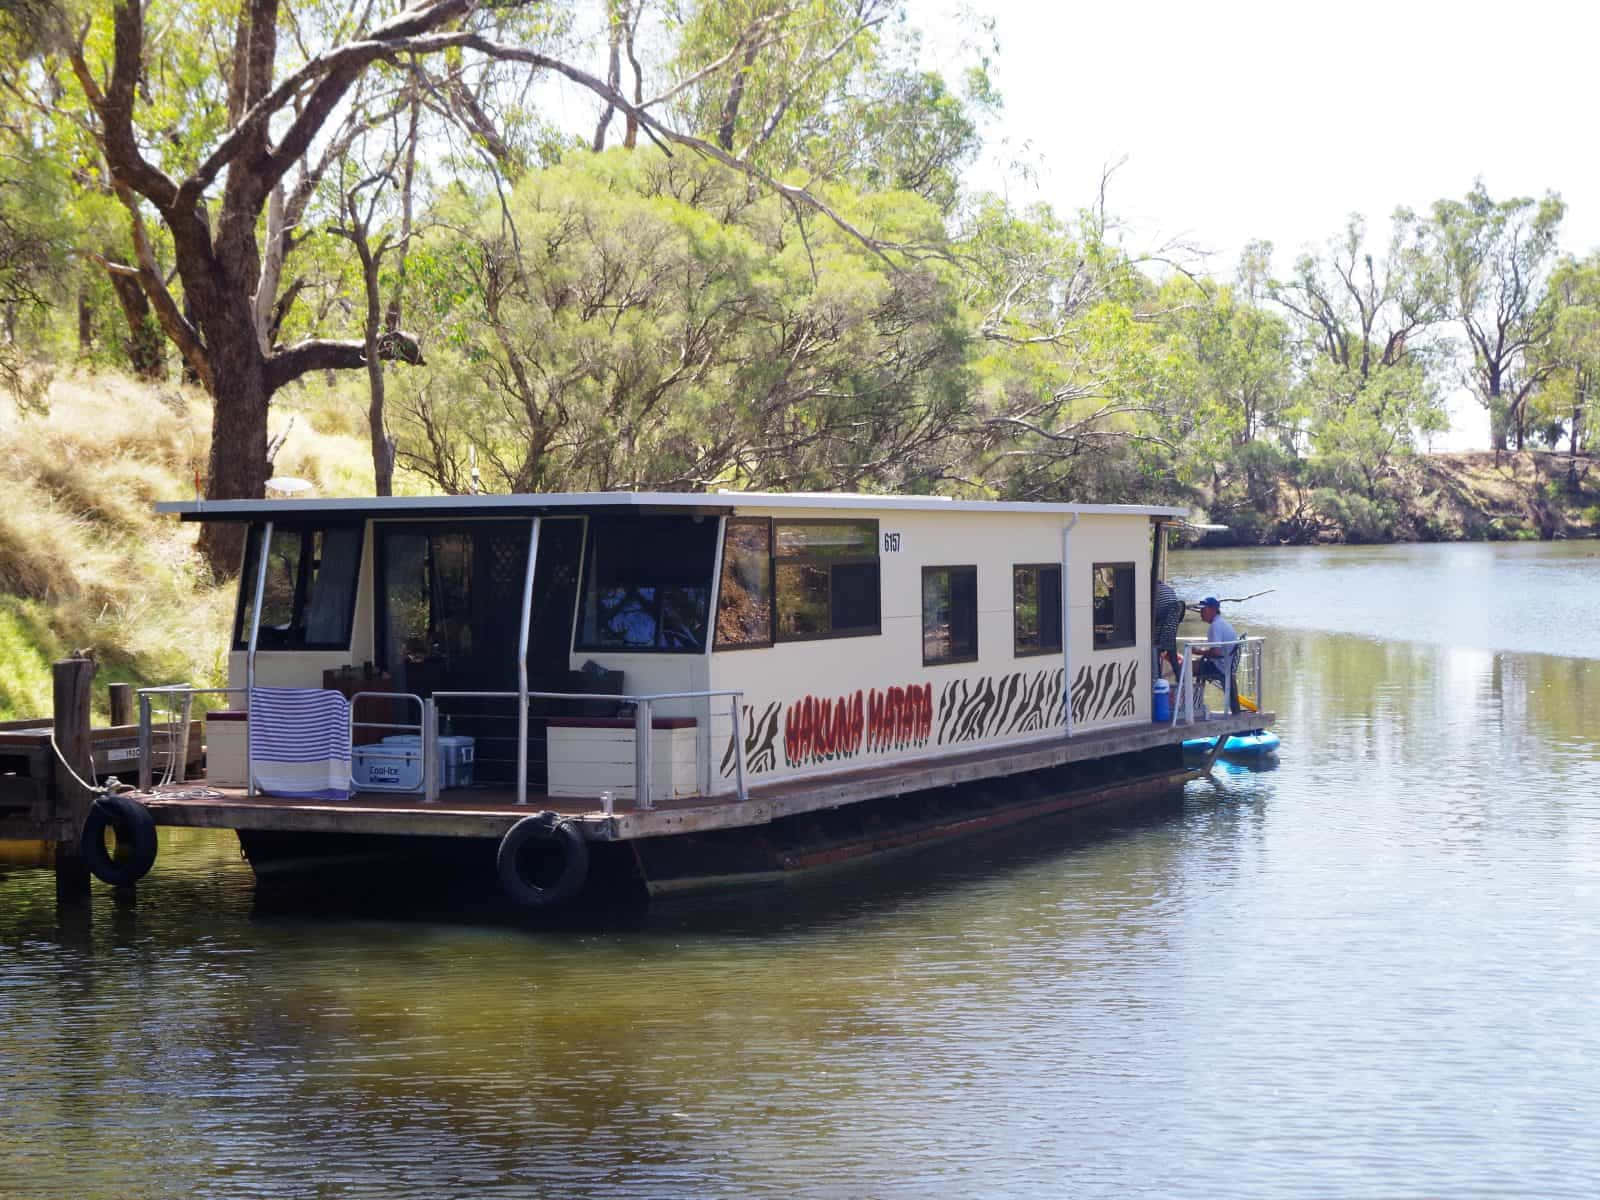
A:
352,741,424,792
377,734,475,790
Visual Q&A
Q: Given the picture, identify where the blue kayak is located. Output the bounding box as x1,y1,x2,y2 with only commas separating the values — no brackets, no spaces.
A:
1181,729,1280,757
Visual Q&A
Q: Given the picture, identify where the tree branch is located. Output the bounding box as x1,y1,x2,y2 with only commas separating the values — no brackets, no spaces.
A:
70,11,177,211
411,31,900,268
266,332,423,391
177,0,473,213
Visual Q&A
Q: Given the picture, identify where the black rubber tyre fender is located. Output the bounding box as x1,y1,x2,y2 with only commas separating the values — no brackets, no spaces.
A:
80,793,159,886
496,812,589,908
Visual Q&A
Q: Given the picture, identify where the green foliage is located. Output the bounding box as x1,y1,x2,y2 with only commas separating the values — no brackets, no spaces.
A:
1308,488,1398,544
392,150,969,494
1432,181,1566,450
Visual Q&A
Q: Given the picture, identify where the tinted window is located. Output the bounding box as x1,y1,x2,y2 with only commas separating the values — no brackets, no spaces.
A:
923,566,978,666
577,516,719,652
1092,562,1136,650
715,518,773,649
1013,563,1062,655
773,519,879,641
234,524,364,650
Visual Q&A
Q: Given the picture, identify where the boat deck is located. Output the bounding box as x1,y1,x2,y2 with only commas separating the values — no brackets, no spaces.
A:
139,711,1272,842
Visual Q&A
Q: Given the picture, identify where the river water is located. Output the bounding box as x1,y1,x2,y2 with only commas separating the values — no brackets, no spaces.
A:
3,543,1599,1198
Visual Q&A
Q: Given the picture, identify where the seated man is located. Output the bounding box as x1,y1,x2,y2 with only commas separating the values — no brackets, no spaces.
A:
1193,595,1239,714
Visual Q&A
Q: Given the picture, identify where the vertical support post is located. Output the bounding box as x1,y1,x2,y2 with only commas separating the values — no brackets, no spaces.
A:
701,517,728,798
137,692,153,791
1061,515,1079,739
245,520,273,798
173,690,194,784
730,694,747,802
1172,650,1192,727
1255,640,1265,716
422,697,439,803
516,518,540,806
634,698,653,810
108,682,133,727
52,655,96,903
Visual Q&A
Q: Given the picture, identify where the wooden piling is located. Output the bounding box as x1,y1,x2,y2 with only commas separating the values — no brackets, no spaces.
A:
52,655,97,903
108,681,133,727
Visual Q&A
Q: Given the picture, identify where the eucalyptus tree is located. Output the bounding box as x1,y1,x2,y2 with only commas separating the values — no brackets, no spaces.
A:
0,92,63,403
1269,212,1450,497
1529,253,1600,488
391,151,970,495
1431,182,1565,452
327,70,429,497
1154,254,1297,523
0,1,165,385
44,0,910,572
954,190,1188,503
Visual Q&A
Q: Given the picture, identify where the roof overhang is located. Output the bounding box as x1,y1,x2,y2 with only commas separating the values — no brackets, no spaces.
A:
154,490,1189,523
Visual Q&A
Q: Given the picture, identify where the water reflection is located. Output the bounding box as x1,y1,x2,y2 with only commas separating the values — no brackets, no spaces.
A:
5,555,1600,1197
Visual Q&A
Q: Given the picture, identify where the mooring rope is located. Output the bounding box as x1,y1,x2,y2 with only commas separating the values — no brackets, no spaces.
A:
47,730,132,798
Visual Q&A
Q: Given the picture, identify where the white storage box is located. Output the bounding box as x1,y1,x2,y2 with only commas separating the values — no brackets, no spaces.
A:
205,711,249,787
546,718,697,801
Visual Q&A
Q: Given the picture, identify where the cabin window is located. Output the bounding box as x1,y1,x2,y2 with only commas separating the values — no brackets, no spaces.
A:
1092,562,1136,650
715,518,773,649
577,515,719,653
773,519,880,641
1013,563,1062,656
922,565,978,666
233,524,364,651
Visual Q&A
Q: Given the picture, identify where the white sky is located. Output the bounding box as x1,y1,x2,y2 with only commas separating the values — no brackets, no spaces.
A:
923,0,1600,449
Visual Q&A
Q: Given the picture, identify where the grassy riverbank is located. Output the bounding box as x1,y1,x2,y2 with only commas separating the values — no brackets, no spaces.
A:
0,373,373,720
1198,449,1600,546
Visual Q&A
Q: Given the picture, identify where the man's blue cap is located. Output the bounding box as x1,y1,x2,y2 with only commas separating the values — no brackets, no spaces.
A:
1200,596,1220,608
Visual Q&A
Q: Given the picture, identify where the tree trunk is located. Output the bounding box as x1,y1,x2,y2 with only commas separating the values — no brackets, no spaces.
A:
367,331,392,496
717,41,762,151
1488,397,1509,456
106,266,167,380
196,337,271,575
77,288,93,354
1572,374,1588,495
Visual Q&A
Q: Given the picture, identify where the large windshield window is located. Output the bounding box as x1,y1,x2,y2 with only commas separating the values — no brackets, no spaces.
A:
234,524,364,650
577,516,719,653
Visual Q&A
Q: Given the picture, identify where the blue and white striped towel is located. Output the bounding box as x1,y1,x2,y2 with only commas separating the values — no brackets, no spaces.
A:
248,688,352,801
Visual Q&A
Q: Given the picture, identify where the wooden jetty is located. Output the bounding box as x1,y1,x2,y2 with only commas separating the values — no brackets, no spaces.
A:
0,658,200,900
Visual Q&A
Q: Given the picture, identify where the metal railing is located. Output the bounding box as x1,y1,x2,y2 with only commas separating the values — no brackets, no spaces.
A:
1171,636,1266,726
136,685,245,791
348,692,433,800
136,683,746,810
430,689,747,809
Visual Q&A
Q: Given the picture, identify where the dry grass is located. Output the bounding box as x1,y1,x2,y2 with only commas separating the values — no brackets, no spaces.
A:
0,370,377,720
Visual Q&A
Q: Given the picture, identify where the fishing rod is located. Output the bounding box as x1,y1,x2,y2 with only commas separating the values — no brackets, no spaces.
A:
1190,588,1275,605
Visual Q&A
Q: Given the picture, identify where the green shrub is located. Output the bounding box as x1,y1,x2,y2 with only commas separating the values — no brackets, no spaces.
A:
1311,488,1397,543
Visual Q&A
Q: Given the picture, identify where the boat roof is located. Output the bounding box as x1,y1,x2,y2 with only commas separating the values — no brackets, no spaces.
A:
155,490,1189,522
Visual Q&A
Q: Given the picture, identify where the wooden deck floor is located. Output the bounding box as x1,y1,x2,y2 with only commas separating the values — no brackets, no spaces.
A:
138,711,1272,842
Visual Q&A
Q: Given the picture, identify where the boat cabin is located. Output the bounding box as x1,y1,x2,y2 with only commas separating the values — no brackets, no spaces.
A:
158,492,1198,805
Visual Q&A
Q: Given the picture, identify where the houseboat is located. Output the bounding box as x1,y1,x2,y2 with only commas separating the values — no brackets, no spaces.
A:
103,491,1271,907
